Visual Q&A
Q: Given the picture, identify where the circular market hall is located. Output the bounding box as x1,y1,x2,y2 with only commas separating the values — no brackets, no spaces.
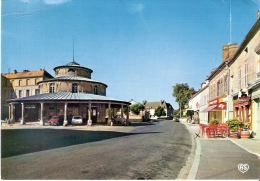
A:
7,61,131,126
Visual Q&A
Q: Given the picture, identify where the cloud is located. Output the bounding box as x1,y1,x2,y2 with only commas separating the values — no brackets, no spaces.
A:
18,0,69,5
43,0,70,5
128,3,144,13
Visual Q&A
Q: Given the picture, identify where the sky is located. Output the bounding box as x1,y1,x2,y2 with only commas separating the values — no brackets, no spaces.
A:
1,0,260,109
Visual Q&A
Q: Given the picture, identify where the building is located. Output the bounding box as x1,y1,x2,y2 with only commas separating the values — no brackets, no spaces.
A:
1,69,53,120
144,100,174,117
198,81,209,124
228,13,260,138
188,10,260,139
7,60,131,125
187,80,210,124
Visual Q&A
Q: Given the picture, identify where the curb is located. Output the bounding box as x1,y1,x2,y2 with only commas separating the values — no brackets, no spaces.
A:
228,138,260,158
179,120,201,180
187,138,200,180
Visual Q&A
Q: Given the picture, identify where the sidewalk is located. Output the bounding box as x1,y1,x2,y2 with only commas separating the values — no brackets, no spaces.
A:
180,118,260,180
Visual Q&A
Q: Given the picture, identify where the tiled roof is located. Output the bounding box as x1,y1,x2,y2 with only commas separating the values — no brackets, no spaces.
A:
54,61,93,72
145,101,173,110
8,92,130,104
2,70,53,79
38,76,108,87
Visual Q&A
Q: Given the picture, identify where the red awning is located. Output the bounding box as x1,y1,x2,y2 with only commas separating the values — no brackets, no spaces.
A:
217,103,226,110
201,105,217,112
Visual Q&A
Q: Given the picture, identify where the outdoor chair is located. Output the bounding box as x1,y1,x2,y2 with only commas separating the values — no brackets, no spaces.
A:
198,124,208,138
206,125,218,138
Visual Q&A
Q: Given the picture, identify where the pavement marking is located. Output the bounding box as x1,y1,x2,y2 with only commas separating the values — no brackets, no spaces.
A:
228,138,260,158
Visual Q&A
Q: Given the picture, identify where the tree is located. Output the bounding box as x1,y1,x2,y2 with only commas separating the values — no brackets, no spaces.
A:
130,103,145,115
172,83,195,116
154,106,166,117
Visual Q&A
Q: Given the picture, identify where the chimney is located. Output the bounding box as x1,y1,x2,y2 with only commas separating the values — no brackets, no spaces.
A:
160,100,164,106
13,69,17,74
258,9,260,19
222,43,238,62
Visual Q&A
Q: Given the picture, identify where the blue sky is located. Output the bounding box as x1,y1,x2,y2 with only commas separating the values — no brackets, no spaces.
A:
2,0,259,109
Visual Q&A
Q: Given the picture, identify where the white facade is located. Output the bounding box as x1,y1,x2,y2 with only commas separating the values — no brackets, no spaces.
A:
199,85,209,124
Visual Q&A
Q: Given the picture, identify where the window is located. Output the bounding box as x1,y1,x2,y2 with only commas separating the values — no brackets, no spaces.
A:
217,81,220,96
35,89,39,95
94,85,98,95
72,83,78,93
26,90,30,97
11,91,15,98
19,90,22,98
244,61,248,86
49,83,54,93
210,84,215,100
68,69,75,72
238,68,241,90
224,75,228,93
217,79,223,96
19,80,22,86
26,79,30,86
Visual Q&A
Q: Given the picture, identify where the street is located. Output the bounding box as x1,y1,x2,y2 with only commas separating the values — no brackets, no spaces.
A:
1,120,193,180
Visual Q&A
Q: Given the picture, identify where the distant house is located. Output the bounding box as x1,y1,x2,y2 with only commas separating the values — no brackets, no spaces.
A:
144,100,174,117
129,99,140,105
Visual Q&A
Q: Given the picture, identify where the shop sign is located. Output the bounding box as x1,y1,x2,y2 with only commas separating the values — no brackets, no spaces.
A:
217,103,226,110
209,99,218,106
238,97,249,103
25,105,35,109
209,98,226,110
196,102,199,109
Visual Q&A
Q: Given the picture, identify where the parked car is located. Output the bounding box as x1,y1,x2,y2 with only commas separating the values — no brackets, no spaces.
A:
112,116,131,125
48,116,60,126
72,116,83,125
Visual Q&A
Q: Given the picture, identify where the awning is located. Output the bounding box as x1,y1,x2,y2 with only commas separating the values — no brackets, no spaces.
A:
201,105,217,112
217,103,226,110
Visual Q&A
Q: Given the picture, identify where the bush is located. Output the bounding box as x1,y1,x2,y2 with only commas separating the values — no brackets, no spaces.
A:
209,119,219,125
226,118,243,132
154,106,166,117
130,103,145,115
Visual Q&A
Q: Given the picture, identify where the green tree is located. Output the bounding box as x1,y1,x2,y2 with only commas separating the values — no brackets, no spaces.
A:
172,83,195,116
130,103,145,115
154,106,166,117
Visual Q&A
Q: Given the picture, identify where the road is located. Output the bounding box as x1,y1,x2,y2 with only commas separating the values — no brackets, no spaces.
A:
1,120,193,180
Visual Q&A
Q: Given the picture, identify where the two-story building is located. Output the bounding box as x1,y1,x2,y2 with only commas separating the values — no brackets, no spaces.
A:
204,43,238,123
1,69,53,120
228,14,260,138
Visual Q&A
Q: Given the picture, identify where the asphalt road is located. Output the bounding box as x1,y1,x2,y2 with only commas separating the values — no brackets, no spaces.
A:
1,120,193,180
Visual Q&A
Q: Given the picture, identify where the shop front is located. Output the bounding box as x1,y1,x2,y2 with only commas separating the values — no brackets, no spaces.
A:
202,97,227,123
233,89,251,126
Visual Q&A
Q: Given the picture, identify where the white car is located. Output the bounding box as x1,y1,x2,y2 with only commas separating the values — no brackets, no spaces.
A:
72,116,83,125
